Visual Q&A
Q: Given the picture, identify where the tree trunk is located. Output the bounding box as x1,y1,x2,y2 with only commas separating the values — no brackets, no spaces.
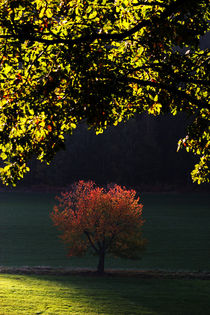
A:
97,250,105,274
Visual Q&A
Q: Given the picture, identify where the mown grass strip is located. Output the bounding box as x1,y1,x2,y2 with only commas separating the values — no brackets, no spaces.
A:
0,274,210,314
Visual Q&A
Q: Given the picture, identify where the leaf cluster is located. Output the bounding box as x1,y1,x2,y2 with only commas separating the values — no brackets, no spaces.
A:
0,0,209,184
51,180,146,259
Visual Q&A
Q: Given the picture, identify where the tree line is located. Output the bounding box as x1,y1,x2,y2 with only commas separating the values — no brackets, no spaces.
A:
10,114,206,192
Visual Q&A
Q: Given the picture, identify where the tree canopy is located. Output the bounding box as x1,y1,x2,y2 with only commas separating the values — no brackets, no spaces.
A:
51,180,146,273
0,0,209,185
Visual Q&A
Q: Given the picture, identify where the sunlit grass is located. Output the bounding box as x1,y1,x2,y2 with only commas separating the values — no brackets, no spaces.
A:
1,274,210,314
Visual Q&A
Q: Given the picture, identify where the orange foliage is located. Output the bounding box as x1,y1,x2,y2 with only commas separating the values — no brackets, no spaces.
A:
51,181,146,261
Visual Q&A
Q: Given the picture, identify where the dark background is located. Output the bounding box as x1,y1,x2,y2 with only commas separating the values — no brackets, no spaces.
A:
11,113,208,192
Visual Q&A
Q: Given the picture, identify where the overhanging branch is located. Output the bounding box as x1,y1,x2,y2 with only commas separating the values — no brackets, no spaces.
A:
123,77,210,109
0,0,191,46
133,1,167,7
0,19,151,45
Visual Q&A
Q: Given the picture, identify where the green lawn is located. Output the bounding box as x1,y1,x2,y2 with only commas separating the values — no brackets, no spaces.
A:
0,274,210,314
0,192,210,314
0,192,210,271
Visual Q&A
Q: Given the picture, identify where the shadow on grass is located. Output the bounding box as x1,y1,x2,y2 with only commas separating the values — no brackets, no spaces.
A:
1,273,210,314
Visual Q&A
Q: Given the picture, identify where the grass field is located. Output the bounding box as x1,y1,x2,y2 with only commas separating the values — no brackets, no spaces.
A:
0,192,210,314
0,274,210,314
0,192,210,271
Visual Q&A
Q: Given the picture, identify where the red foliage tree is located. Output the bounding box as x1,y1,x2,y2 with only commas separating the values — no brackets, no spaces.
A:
51,180,146,273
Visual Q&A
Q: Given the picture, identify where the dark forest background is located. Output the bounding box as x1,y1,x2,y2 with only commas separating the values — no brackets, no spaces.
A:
6,113,208,192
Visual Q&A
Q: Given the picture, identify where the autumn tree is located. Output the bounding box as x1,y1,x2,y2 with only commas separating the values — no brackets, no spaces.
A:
51,180,146,274
0,0,209,185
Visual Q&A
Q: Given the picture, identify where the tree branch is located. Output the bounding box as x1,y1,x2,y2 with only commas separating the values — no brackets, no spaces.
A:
0,20,151,45
128,67,210,86
84,230,98,254
123,77,210,109
133,1,167,7
105,233,116,250
0,0,196,46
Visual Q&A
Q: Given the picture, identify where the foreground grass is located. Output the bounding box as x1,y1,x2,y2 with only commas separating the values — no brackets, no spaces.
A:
0,192,210,271
1,274,210,315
